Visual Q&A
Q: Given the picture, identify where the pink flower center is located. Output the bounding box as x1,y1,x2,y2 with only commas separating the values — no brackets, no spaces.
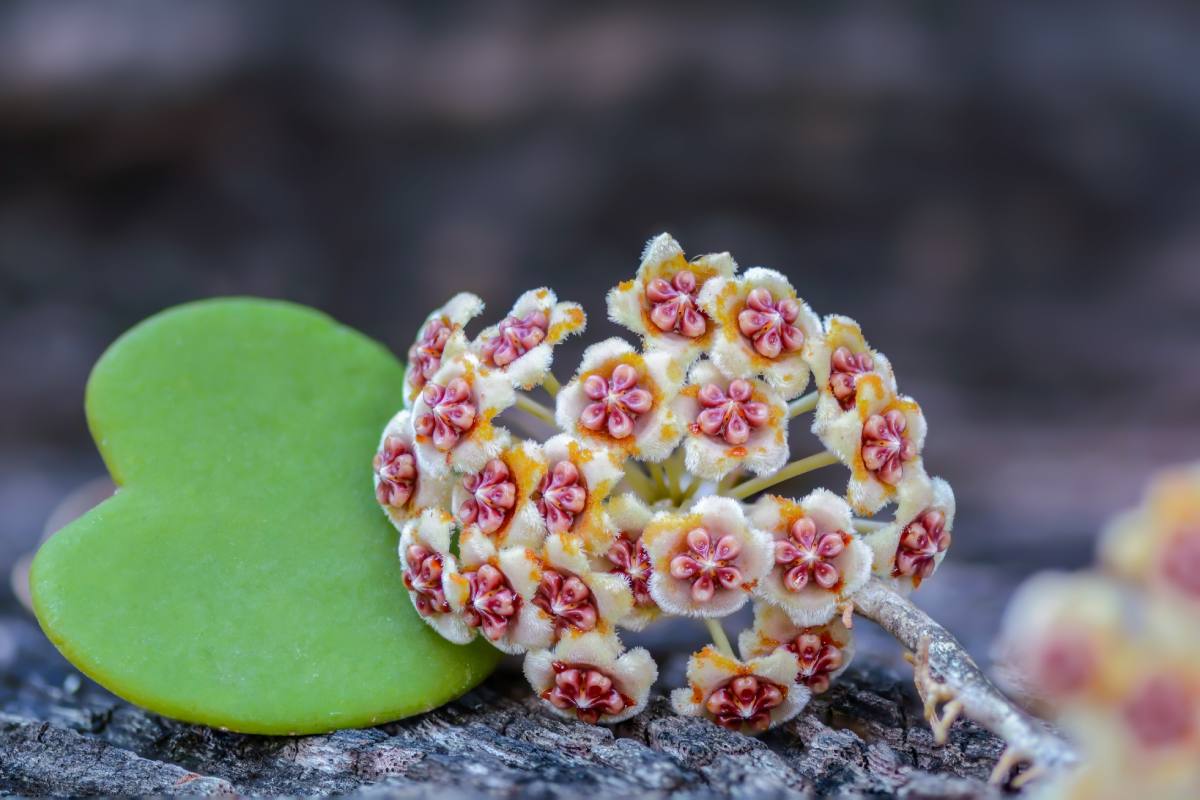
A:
1029,628,1096,697
414,377,478,452
481,310,549,368
532,568,598,634
543,661,632,724
1122,674,1196,750
705,675,786,733
373,435,417,508
459,458,517,535
861,409,915,486
407,318,452,393
786,632,844,694
669,527,744,603
829,346,874,411
607,534,654,607
893,509,950,585
737,287,805,359
536,460,587,534
579,363,654,440
645,270,707,338
463,563,520,641
774,517,848,592
693,379,770,446
402,544,449,616
1161,527,1200,599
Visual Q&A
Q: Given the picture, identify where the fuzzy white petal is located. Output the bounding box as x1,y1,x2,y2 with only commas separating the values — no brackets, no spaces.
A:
524,631,657,724
397,512,475,644
403,293,486,405
375,408,455,532
410,352,517,477
861,476,956,591
698,268,821,400
606,233,737,363
642,497,773,618
675,361,789,480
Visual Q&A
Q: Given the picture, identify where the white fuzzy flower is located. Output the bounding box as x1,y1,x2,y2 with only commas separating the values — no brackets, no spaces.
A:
450,435,546,551
1100,463,1200,612
403,292,485,406
444,526,554,655
606,232,737,362
997,572,1126,707
524,631,657,724
643,495,773,618
598,492,660,631
697,267,822,400
410,351,516,477
809,315,897,434
533,433,624,555
555,337,686,462
749,490,872,626
673,360,788,481
397,508,473,644
373,408,455,531
738,602,855,695
527,532,635,641
861,476,955,592
813,373,928,515
472,287,586,390
670,645,810,734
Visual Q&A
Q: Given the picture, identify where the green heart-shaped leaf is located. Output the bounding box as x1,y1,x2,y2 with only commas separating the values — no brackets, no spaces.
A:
30,298,500,734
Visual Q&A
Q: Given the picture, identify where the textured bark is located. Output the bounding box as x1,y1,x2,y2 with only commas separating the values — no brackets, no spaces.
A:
1,609,1009,798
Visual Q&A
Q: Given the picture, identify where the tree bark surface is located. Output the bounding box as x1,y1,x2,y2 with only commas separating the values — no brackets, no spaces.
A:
0,614,1009,798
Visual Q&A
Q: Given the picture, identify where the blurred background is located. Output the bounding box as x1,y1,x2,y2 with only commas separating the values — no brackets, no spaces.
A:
2,0,1199,682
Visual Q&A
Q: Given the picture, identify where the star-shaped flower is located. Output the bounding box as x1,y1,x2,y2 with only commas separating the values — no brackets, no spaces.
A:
749,490,872,626
670,645,810,734
444,525,555,655
738,602,855,695
403,292,484,406
642,496,773,618
373,408,454,530
531,433,624,554
555,338,686,462
472,287,586,390
814,373,928,515
606,233,737,363
451,435,546,550
860,476,955,591
673,360,788,481
600,492,660,631
809,315,897,430
697,268,822,400
397,508,473,644
527,532,635,641
410,351,516,477
524,631,657,725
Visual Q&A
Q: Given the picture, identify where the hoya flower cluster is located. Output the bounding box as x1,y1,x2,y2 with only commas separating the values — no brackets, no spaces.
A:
374,233,955,733
997,464,1200,798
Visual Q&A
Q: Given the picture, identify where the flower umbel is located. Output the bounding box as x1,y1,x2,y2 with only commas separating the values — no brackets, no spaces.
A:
377,232,966,739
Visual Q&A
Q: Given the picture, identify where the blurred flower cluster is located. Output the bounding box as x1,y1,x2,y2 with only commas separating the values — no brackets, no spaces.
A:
997,465,1200,798
373,233,955,733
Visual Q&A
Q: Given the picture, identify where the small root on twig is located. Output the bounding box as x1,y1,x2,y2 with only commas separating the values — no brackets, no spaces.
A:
853,578,1077,787
912,636,961,744
839,600,855,629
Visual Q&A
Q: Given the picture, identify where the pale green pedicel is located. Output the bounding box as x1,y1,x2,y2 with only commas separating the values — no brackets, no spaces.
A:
30,298,500,734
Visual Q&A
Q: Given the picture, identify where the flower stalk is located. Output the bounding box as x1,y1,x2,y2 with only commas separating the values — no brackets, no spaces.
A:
726,451,840,500
704,618,736,659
